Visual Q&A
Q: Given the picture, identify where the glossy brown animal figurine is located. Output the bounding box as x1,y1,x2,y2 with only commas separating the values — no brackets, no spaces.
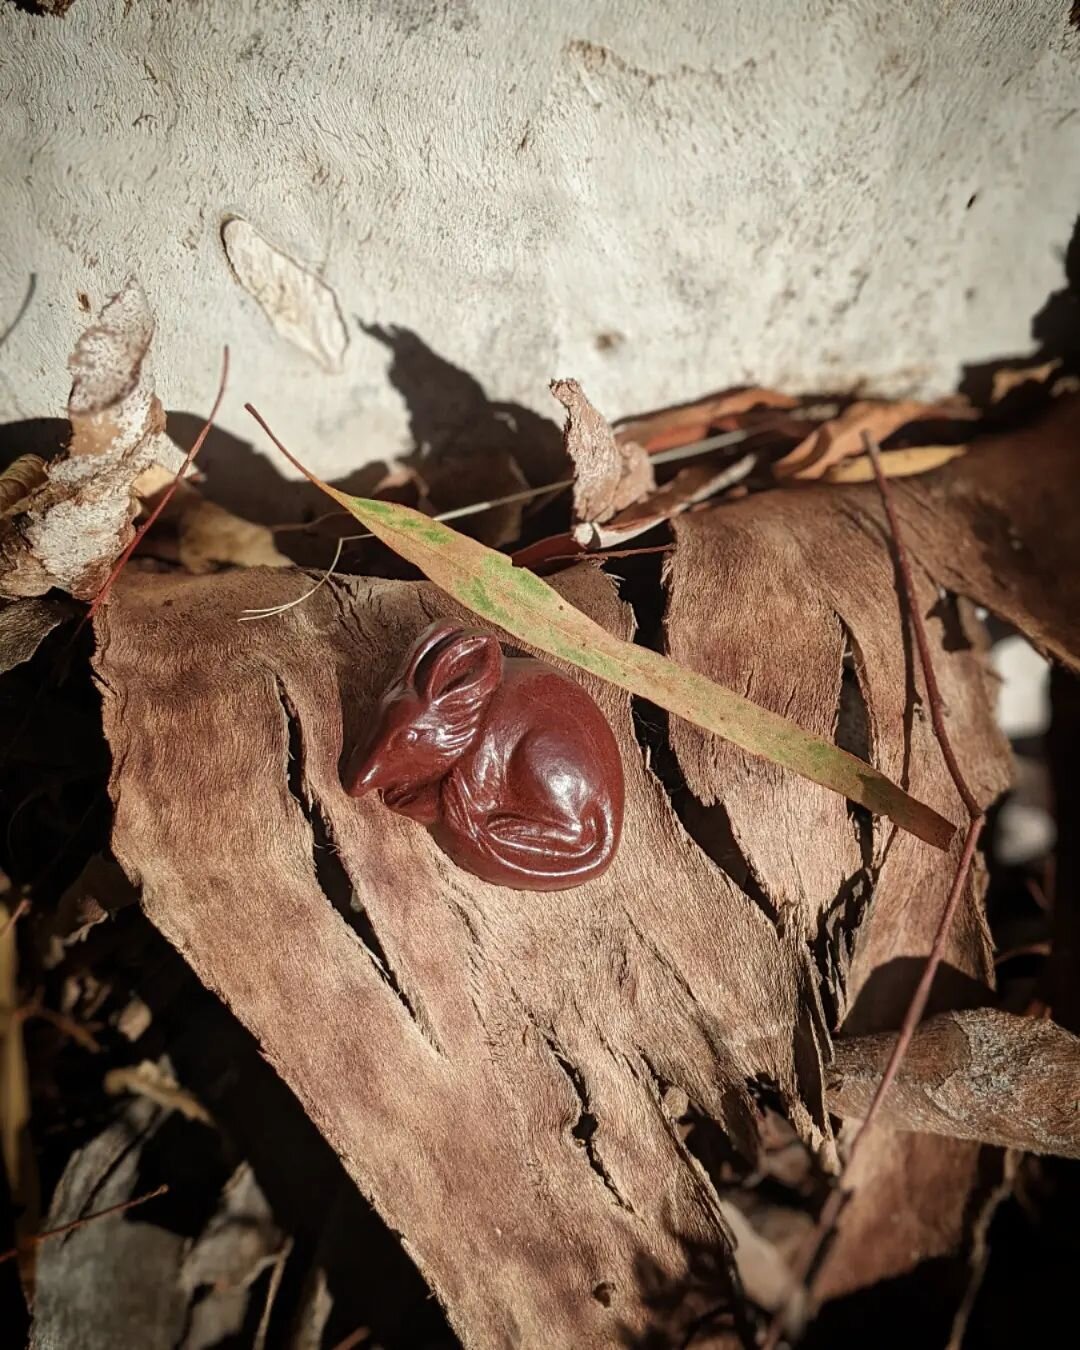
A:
346,621,624,890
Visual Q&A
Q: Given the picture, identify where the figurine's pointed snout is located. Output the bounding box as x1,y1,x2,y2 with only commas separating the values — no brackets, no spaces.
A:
346,735,388,797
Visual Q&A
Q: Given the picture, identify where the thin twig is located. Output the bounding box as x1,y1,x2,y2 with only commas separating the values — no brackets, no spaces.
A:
859,433,980,819
251,425,757,544
329,1329,371,1350
239,537,344,621
0,897,29,941
0,1184,169,1266
762,431,984,1349
254,1237,294,1350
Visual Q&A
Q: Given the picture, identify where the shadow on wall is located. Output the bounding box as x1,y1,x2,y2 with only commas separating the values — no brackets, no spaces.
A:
168,322,567,567
360,321,565,489
961,211,1080,403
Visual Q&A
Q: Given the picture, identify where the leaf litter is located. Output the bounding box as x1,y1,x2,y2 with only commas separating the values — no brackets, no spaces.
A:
2,280,1079,1349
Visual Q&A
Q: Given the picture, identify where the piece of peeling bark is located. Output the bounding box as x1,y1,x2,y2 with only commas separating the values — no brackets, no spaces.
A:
664,473,1012,1320
0,279,183,600
772,398,975,481
222,217,349,373
551,379,654,538
828,1008,1080,1159
0,597,74,673
95,563,826,1350
873,394,1080,670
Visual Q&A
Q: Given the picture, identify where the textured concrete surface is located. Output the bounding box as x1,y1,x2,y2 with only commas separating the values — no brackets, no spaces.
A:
2,1,1079,482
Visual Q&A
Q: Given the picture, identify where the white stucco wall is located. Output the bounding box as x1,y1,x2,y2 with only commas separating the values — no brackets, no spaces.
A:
2,0,1078,482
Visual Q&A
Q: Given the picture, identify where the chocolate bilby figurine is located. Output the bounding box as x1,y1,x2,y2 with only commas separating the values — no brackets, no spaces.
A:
346,621,624,890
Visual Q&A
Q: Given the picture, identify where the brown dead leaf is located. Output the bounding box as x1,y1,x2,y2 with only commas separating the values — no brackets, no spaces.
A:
0,279,184,600
177,499,291,574
550,378,654,535
773,397,975,482
0,456,47,518
615,386,799,454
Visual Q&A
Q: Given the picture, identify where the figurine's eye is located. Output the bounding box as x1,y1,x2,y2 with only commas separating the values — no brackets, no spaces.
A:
403,728,419,747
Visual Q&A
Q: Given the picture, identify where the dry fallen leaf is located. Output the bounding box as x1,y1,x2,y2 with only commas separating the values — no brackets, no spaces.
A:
586,454,756,548
550,378,655,537
773,397,975,482
176,498,291,574
990,357,1061,403
104,1059,213,1126
615,386,799,454
825,443,968,483
0,279,184,600
222,217,349,373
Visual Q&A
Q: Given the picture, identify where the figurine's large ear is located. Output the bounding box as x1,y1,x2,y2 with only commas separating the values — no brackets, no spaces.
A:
401,621,461,687
418,630,501,711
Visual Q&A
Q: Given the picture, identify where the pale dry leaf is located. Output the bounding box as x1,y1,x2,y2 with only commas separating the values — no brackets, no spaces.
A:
825,443,967,483
223,217,349,373
31,1098,189,1350
181,1164,282,1297
0,279,183,599
550,378,654,533
177,499,291,574
990,358,1061,403
104,1059,212,1126
773,398,975,481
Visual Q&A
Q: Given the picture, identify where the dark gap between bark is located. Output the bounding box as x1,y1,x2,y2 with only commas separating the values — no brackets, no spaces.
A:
608,553,782,932
273,674,438,1050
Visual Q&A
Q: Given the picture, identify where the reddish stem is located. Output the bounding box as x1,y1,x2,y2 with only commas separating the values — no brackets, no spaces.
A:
86,348,230,622
762,431,984,1348
0,1184,169,1266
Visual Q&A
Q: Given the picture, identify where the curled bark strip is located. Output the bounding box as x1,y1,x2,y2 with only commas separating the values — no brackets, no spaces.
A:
829,1009,1080,1159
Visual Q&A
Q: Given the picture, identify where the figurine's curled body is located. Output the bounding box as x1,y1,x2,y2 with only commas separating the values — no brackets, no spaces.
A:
346,622,624,891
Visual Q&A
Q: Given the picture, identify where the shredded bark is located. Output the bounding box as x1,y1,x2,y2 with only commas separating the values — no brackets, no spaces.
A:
95,563,822,1349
